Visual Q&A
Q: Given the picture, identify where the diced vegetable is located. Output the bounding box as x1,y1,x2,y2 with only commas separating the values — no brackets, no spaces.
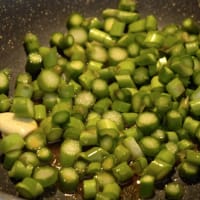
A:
8,160,33,180
83,179,97,199
32,165,58,188
1,0,200,199
112,161,134,182
139,175,155,198
0,134,25,154
164,182,183,200
37,69,60,92
60,139,81,167
16,177,44,199
59,167,79,192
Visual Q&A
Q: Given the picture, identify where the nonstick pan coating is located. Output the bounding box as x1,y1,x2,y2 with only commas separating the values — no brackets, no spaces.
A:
0,0,200,199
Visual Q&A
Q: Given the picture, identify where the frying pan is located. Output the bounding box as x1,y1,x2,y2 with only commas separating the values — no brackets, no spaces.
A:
0,0,200,199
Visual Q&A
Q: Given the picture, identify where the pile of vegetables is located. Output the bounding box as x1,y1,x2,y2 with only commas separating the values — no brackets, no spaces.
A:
0,0,200,199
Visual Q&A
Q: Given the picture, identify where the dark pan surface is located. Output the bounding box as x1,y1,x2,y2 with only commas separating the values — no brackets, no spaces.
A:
0,0,200,199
